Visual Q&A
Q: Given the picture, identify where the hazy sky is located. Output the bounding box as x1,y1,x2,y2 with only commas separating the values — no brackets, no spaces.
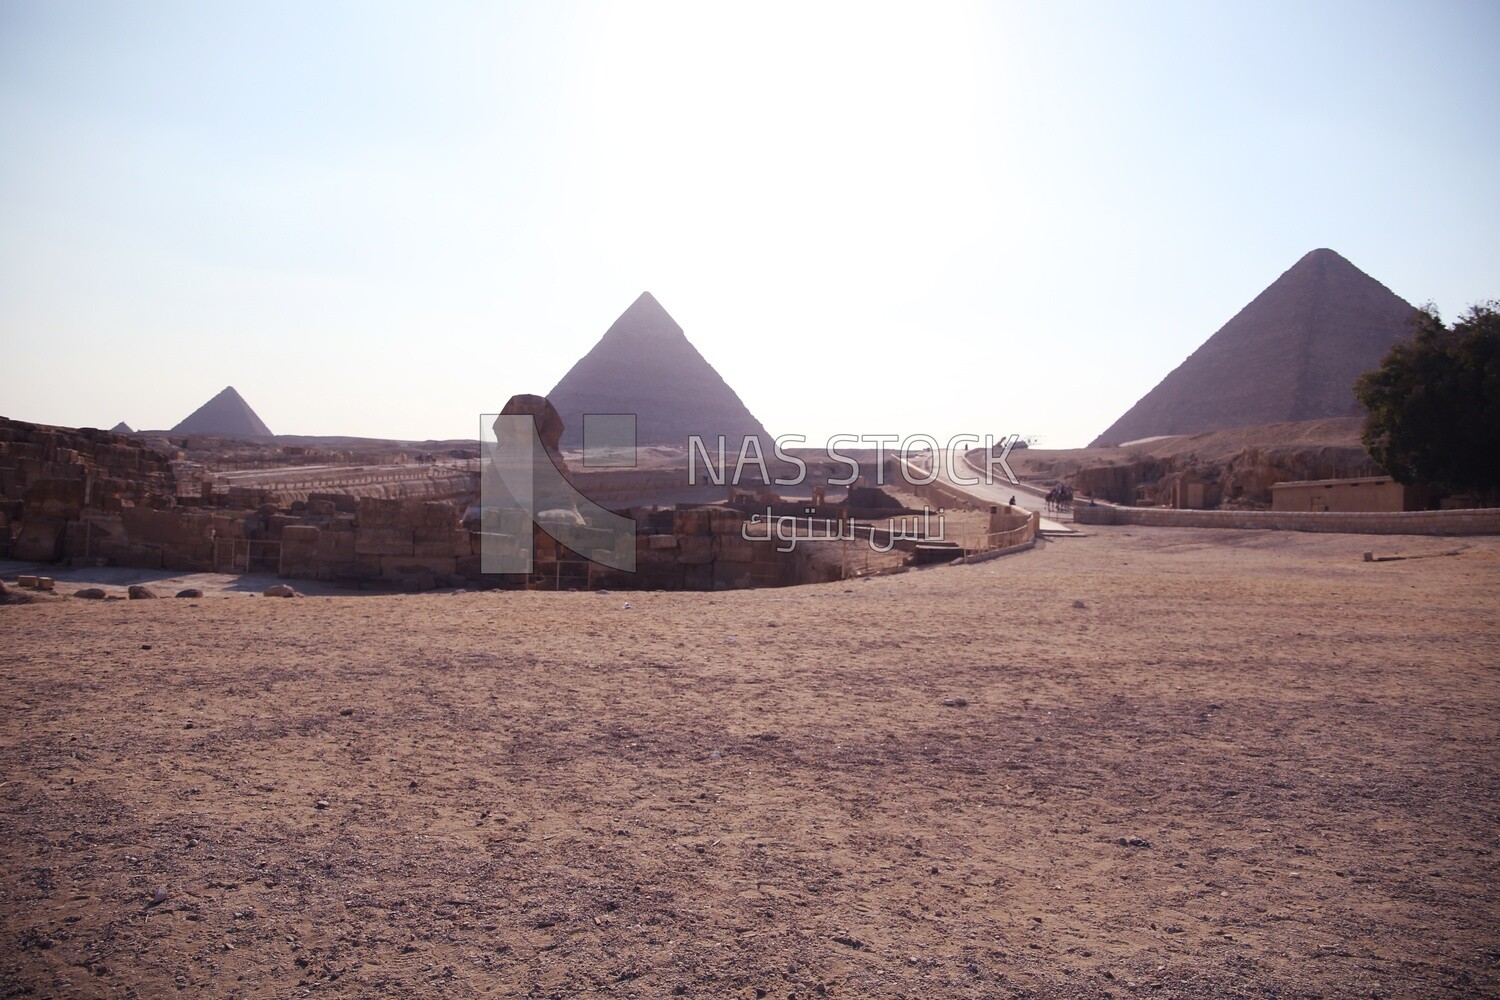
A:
2,1,1495,447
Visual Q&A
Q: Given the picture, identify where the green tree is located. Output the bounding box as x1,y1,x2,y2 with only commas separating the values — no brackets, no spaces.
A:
1355,301,1500,497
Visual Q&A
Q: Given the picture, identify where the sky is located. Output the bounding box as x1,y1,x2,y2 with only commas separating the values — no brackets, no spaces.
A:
1,0,1496,448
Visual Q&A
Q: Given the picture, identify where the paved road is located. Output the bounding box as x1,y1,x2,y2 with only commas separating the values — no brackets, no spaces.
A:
897,451,1076,534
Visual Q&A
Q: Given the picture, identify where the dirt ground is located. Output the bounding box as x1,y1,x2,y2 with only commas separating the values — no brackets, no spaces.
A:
1,525,1497,999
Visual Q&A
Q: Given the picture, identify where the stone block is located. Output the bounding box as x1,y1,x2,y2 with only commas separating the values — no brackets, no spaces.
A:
481,507,531,535
315,531,356,561
265,514,300,539
473,532,523,560
13,517,65,562
715,533,755,562
22,479,87,518
549,525,617,556
309,492,358,513
282,524,321,544
355,527,414,557
161,539,215,572
381,556,457,579
99,539,162,569
713,559,754,590
674,507,712,536
356,497,407,529
710,507,747,533
413,502,460,533
676,534,714,565
683,563,714,591
414,535,470,559
647,533,678,550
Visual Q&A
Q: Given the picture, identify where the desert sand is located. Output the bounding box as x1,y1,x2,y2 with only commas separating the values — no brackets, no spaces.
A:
1,525,1497,998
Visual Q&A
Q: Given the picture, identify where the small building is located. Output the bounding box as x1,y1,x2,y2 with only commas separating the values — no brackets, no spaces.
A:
1270,475,1422,513
1171,470,1221,510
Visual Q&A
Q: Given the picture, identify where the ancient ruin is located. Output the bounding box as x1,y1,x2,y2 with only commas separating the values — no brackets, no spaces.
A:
0,395,1036,593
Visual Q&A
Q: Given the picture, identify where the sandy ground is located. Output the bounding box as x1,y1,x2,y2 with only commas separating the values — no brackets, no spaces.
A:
1,526,1497,999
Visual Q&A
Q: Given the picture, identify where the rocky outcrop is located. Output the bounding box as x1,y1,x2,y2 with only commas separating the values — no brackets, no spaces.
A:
1073,444,1380,507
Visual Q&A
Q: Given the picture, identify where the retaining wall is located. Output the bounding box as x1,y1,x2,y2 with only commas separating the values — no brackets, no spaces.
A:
1074,504,1500,535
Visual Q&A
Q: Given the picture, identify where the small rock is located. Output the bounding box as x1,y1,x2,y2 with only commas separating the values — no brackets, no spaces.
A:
1117,835,1152,848
315,799,329,810
175,588,203,599
1072,599,1087,609
128,584,159,600
942,697,969,708
141,644,152,650
263,584,297,598
339,708,354,716
74,588,107,600
145,888,169,910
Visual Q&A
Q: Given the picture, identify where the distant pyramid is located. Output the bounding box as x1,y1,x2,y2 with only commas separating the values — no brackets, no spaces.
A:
171,386,273,437
110,422,134,434
1092,249,1417,447
548,292,770,451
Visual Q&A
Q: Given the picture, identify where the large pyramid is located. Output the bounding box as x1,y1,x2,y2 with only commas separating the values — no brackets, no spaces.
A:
1092,249,1417,447
171,386,273,437
548,292,770,451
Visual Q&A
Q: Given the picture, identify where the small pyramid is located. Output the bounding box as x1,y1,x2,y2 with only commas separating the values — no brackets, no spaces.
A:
1091,249,1417,446
548,292,769,451
171,386,273,437
110,421,134,434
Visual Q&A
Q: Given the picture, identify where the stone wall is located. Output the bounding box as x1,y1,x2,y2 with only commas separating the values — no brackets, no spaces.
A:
1074,504,1500,535
624,506,798,591
1,417,177,560
276,498,472,590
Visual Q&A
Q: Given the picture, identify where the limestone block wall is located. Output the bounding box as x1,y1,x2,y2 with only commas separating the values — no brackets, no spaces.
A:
0,419,175,506
274,498,470,588
1074,504,1500,535
2,418,178,559
621,505,797,591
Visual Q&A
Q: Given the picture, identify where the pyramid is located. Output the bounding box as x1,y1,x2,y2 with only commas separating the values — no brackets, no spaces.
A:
1092,249,1417,447
110,422,134,434
548,292,769,451
171,386,273,437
